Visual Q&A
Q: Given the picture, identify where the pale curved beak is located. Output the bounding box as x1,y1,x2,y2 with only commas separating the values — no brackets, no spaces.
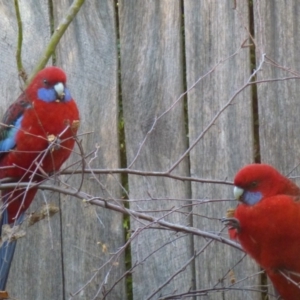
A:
233,186,244,200
54,82,65,101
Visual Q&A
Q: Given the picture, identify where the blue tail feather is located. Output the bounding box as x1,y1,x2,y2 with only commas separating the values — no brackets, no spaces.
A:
0,211,24,290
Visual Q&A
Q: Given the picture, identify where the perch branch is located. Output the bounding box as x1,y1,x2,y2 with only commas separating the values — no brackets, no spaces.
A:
62,168,234,185
0,181,242,251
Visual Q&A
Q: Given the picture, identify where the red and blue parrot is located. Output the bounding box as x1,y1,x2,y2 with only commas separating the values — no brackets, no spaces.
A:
0,66,79,289
225,164,300,300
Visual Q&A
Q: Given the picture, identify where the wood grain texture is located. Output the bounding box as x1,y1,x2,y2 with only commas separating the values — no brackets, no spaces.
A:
119,1,192,299
0,1,64,300
54,0,125,299
254,1,300,298
0,1,298,299
0,0,51,113
254,1,300,171
184,1,260,299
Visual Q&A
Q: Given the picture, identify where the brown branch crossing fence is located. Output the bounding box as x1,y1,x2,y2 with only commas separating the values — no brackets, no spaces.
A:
0,1,298,299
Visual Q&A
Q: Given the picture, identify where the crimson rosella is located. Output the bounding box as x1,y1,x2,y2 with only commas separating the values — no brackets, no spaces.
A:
0,66,79,289
225,164,300,300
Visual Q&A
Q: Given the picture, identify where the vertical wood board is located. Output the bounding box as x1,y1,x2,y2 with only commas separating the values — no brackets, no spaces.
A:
54,0,125,299
185,1,260,299
120,1,192,299
0,1,64,299
254,1,300,297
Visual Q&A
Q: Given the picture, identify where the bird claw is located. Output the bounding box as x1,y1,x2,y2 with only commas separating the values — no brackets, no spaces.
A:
221,217,241,233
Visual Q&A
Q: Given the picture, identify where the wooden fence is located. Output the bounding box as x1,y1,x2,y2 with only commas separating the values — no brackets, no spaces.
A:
0,0,299,299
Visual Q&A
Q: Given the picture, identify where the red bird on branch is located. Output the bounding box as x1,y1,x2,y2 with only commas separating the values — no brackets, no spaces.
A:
225,164,300,300
0,66,79,289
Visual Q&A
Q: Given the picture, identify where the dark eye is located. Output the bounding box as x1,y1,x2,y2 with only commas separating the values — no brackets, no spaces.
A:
43,79,49,86
250,181,258,188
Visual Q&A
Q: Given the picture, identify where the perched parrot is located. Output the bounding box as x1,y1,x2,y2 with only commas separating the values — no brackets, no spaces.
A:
225,163,300,300
0,66,79,289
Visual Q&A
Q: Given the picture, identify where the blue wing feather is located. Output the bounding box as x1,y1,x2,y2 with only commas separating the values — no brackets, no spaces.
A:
0,116,23,152
0,93,31,159
0,93,29,286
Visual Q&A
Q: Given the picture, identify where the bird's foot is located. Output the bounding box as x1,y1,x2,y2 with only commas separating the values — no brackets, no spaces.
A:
221,217,241,233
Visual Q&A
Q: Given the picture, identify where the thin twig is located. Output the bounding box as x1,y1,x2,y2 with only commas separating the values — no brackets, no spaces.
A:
26,0,86,84
14,0,26,82
168,53,266,173
127,48,243,169
62,168,233,185
0,181,242,251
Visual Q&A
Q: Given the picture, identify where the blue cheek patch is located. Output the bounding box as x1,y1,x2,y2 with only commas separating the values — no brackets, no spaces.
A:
38,87,72,103
0,116,23,151
64,88,72,102
38,88,57,103
242,191,263,206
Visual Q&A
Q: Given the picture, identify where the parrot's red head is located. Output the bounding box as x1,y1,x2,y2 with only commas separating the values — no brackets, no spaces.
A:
233,164,300,205
27,66,71,103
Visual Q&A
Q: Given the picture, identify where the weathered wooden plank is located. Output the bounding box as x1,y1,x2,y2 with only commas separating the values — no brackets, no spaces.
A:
254,1,300,298
120,1,192,299
0,1,65,300
254,1,300,170
0,0,51,112
3,1,297,300
185,1,260,299
54,1,125,299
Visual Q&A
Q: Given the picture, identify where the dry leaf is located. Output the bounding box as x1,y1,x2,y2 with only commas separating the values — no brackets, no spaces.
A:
0,224,26,247
28,204,59,226
47,134,56,143
0,290,9,299
229,269,236,284
71,120,80,130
